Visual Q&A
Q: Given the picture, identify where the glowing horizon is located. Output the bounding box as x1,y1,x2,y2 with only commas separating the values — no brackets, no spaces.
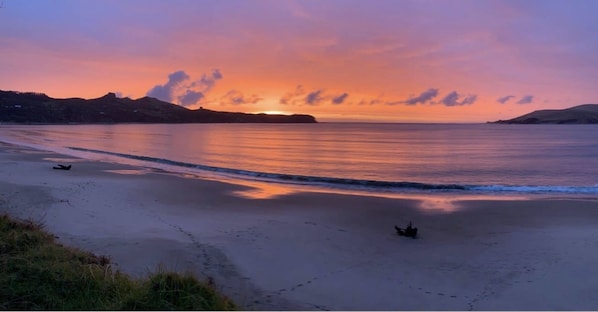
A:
1,0,598,123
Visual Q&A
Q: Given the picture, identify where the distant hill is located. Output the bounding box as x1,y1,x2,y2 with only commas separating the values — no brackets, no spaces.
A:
0,90,317,124
492,104,598,124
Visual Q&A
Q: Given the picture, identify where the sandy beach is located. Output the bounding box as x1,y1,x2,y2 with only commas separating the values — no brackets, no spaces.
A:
2,142,598,310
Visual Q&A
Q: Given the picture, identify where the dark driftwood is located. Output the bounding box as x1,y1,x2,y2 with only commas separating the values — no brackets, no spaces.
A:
395,221,418,238
53,164,71,170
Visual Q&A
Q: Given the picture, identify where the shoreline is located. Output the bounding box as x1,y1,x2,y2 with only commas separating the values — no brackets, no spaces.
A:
2,142,598,310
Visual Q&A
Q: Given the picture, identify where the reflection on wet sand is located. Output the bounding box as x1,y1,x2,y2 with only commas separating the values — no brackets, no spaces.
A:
43,157,86,163
104,169,151,175
232,182,298,199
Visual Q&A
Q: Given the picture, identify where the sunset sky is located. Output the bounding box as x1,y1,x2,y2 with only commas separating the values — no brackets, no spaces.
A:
1,0,598,122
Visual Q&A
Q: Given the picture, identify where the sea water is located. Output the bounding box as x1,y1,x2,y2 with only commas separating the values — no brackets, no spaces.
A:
1,123,598,196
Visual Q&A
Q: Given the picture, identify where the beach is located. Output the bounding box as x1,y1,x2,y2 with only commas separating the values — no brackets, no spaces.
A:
2,142,598,310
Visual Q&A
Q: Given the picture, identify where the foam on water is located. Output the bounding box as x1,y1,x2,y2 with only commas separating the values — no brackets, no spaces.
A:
68,146,598,196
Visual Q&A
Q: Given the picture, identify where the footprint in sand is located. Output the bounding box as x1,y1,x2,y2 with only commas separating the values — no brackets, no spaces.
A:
419,287,458,299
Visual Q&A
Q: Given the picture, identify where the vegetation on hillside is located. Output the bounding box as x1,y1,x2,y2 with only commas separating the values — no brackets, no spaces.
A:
0,214,235,310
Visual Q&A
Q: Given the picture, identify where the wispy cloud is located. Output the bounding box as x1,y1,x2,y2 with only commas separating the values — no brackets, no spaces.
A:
306,89,324,105
397,88,476,106
404,88,439,105
220,90,262,105
440,91,477,106
497,95,515,104
357,98,383,106
194,69,223,93
280,85,350,106
516,95,534,104
332,92,349,104
280,85,306,105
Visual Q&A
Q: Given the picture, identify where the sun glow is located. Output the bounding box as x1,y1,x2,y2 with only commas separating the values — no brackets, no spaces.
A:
258,110,287,115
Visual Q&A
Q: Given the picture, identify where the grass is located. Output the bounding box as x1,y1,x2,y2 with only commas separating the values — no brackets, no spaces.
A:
0,214,235,310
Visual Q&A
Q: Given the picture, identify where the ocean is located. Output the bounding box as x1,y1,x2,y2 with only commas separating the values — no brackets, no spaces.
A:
2,123,598,197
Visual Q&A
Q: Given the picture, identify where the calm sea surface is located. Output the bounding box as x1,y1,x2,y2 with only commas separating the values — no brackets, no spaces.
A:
2,123,598,196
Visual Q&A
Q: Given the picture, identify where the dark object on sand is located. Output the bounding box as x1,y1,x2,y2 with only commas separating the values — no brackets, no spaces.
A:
395,221,418,238
53,164,71,170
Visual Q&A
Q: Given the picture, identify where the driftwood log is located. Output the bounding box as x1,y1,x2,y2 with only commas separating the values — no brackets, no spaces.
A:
52,164,71,170
394,221,418,238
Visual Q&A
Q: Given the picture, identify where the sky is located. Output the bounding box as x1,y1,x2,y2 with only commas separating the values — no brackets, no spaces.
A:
1,0,598,122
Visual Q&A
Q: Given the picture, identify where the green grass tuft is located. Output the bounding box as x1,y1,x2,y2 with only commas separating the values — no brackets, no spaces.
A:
0,214,235,310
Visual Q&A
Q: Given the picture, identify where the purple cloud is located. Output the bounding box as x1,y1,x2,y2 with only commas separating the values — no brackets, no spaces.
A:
147,70,190,103
357,98,383,106
178,90,204,106
497,95,515,104
332,92,349,104
404,88,439,105
305,90,324,105
280,85,306,105
281,86,350,106
147,69,223,106
440,91,478,106
221,90,262,105
441,91,459,106
194,69,223,92
516,95,534,104
461,94,478,105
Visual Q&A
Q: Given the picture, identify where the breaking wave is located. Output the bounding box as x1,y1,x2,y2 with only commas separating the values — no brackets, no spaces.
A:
68,147,598,195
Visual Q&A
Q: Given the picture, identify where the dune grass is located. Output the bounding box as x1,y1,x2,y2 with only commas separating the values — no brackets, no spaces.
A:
0,214,235,310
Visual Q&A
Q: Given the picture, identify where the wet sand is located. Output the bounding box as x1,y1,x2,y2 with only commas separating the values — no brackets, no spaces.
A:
2,142,598,310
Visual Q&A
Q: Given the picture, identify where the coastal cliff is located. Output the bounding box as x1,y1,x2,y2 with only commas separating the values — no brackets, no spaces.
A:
492,104,598,124
0,90,317,124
